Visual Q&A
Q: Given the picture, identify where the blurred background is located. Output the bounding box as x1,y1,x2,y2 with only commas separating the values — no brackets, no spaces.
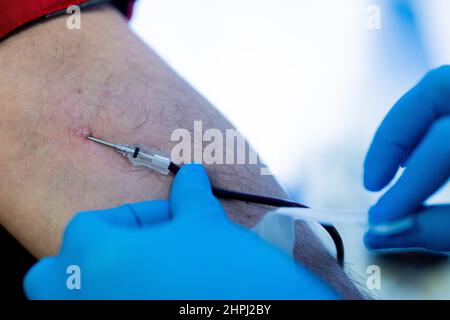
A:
130,0,450,299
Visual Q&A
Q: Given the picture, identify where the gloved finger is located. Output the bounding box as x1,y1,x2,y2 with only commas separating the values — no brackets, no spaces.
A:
86,200,170,227
23,257,61,299
59,200,169,255
369,116,450,224
170,164,226,222
365,205,450,252
59,210,113,256
364,66,450,191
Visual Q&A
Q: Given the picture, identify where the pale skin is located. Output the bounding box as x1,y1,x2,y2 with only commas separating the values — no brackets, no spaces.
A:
0,5,361,298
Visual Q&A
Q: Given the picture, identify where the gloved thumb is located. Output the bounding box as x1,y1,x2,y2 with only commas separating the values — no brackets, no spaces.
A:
170,164,227,222
365,205,450,252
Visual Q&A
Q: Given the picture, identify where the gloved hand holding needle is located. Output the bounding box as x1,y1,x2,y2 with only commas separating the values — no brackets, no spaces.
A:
364,66,450,252
24,164,338,299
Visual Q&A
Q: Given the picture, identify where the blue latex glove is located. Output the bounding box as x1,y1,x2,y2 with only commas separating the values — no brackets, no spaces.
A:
24,164,339,299
364,66,450,252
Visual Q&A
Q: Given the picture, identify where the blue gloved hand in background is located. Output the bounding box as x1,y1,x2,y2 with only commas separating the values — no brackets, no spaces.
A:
24,164,338,299
364,66,450,252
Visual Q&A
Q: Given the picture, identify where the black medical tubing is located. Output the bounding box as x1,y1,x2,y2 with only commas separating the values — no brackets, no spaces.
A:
168,162,345,267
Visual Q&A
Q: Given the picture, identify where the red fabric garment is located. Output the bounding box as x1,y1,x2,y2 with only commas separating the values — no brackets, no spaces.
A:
0,0,135,39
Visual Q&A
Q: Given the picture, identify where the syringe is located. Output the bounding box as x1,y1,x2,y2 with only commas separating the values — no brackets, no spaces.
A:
87,136,171,175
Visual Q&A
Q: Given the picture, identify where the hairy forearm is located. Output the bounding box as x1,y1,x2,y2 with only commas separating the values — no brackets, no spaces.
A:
0,6,360,298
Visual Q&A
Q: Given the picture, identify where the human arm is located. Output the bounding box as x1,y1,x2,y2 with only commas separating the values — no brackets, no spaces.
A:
0,5,360,297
